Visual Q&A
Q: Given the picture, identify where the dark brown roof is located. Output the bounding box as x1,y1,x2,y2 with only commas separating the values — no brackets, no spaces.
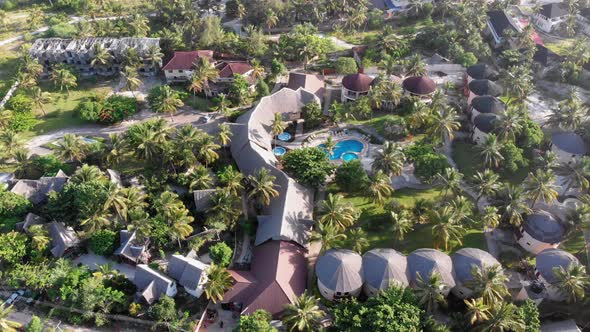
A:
223,240,307,317
402,76,436,96
162,51,214,70
468,79,503,97
342,73,374,92
217,61,252,78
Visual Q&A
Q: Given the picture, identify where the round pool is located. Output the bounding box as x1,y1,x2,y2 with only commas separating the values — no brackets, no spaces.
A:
342,152,359,162
319,139,364,160
277,132,292,141
273,146,287,156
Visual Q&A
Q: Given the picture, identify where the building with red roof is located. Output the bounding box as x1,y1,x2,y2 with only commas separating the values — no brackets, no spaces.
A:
163,51,214,83
341,73,374,103
222,240,307,317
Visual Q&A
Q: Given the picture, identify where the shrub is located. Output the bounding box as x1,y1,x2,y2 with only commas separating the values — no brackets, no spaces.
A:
209,242,233,267
88,230,117,256
0,188,32,218
382,117,408,139
335,57,358,74
406,143,450,182
7,94,34,113
25,316,43,332
335,160,369,193
256,80,270,97
76,95,137,124
47,22,78,38
500,142,528,174
302,102,323,129
283,147,333,187
150,296,177,322
8,111,36,132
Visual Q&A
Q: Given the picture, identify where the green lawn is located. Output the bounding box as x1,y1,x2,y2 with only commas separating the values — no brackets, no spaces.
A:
544,38,576,57
21,79,114,138
452,140,529,185
330,186,486,254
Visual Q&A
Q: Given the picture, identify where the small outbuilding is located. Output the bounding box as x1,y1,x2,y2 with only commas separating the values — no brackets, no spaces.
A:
115,230,149,264
517,212,565,255
407,248,455,296
470,96,506,122
362,248,408,297
341,73,374,103
402,76,436,99
472,113,499,145
465,64,499,82
451,248,503,298
551,132,589,164
316,249,363,300
467,79,502,105
535,248,580,301
168,254,209,298
134,264,177,304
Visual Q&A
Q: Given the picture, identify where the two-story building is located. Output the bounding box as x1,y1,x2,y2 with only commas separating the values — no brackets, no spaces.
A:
533,3,570,33
162,50,214,83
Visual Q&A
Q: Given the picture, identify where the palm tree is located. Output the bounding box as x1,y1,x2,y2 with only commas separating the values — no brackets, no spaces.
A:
265,9,279,32
0,110,12,129
129,14,149,37
552,264,590,303
29,87,51,116
414,272,447,313
91,44,113,68
187,165,213,190
51,67,77,94
28,224,50,252
218,123,233,147
218,166,244,196
145,45,164,69
0,130,23,157
428,106,460,144
0,304,21,332
55,134,88,162
169,213,194,248
372,141,405,177
435,168,463,198
496,183,532,226
311,223,346,253
70,164,107,184
496,110,522,142
323,136,336,157
554,157,590,195
214,93,231,119
390,210,414,241
367,170,394,205
467,265,509,306
250,59,265,81
478,303,525,332
478,134,504,169
121,66,142,97
271,113,286,143
155,85,184,121
403,54,427,77
190,57,219,97
377,26,405,54
197,135,221,166
524,169,559,207
464,298,491,326
545,90,587,130
347,228,369,253
102,182,130,221
209,189,242,229
472,170,500,204
282,293,325,332
248,168,280,207
81,212,111,233
429,207,465,251
481,206,501,230
204,264,233,303
317,193,358,231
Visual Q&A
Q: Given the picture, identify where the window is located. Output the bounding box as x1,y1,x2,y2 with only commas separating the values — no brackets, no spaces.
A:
179,70,184,73
526,242,531,246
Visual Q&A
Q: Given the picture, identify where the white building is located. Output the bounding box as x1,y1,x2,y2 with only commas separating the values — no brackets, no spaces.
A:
402,76,436,101
407,248,455,297
362,248,408,297
162,50,214,83
167,254,209,298
472,113,499,145
451,248,503,299
551,132,589,164
316,249,363,300
341,73,374,103
535,248,580,302
517,212,565,255
533,3,569,33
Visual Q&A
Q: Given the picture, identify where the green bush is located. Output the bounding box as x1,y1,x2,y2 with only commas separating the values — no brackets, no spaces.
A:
335,57,358,75
500,142,528,174
8,111,36,132
283,147,334,187
0,188,32,218
209,242,233,267
406,143,450,182
302,102,323,129
47,22,79,38
335,160,369,193
77,95,137,124
7,94,34,113
25,315,43,332
89,230,117,256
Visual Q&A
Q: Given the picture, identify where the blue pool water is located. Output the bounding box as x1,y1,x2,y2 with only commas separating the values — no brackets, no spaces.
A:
277,132,292,141
273,146,287,156
319,139,364,161
342,152,359,162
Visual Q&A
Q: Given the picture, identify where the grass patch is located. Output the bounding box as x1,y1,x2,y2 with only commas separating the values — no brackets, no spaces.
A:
21,79,114,138
184,95,213,112
544,39,576,57
329,185,486,254
452,140,530,185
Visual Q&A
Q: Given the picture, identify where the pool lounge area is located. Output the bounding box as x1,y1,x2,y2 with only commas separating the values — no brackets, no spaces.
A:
319,139,365,161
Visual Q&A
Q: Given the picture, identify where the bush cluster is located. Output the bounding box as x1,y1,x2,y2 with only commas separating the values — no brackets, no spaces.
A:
77,95,138,124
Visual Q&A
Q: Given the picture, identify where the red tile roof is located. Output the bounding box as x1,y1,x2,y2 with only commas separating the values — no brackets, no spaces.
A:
342,73,374,92
223,240,307,317
217,61,252,78
162,51,214,70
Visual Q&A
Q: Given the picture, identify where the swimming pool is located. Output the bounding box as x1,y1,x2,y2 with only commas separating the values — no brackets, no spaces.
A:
277,132,292,141
319,139,364,161
273,146,287,156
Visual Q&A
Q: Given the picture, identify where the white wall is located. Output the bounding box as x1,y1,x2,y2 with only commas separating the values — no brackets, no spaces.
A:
533,14,567,33
165,69,193,83
517,229,560,255
341,87,368,103
318,279,361,301
166,282,178,298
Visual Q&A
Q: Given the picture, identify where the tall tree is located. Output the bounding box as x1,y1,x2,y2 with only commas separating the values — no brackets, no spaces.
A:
428,106,460,144
390,210,414,242
367,170,394,205
478,302,525,332
435,168,463,198
248,168,279,207
0,304,21,332
317,193,358,231
29,87,52,117
429,206,465,251
467,265,509,306
478,134,505,169
54,134,88,162
372,141,405,177
281,293,325,332
524,169,559,207
554,157,590,195
471,169,500,204
414,272,447,313
464,298,491,326
552,264,590,304
204,264,233,303
121,66,142,97
496,183,532,226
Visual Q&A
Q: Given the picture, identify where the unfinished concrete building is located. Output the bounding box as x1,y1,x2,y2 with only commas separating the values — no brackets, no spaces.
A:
29,37,162,77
